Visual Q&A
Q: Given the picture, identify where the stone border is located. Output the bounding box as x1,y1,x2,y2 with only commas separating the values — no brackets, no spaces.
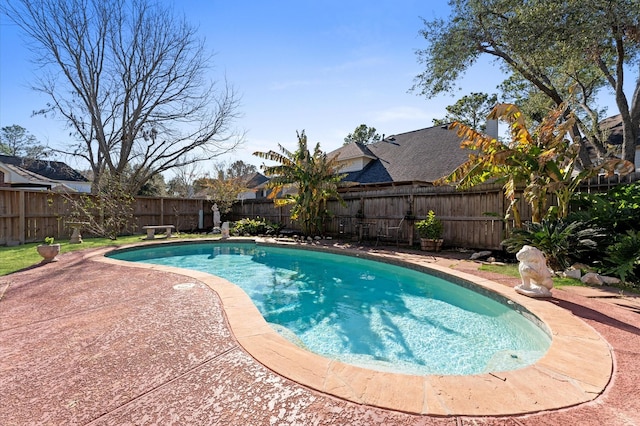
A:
92,239,613,416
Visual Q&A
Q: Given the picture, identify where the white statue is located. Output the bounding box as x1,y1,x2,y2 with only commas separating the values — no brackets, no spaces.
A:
211,203,221,233
515,245,554,298
221,221,230,239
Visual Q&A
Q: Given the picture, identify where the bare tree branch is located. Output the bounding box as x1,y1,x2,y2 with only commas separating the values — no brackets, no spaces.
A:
3,0,243,193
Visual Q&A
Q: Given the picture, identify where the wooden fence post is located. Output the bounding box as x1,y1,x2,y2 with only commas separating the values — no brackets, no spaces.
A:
19,190,25,244
160,198,164,225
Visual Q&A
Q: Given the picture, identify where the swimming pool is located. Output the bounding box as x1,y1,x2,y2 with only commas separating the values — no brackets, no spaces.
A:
109,242,550,376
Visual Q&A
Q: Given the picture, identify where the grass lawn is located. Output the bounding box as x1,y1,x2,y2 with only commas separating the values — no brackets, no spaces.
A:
479,262,586,288
0,233,211,276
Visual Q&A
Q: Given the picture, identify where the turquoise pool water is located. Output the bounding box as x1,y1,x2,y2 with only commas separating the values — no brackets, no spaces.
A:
109,242,551,375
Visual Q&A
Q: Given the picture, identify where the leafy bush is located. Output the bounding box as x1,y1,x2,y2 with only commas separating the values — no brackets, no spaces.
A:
415,210,444,239
232,217,284,236
502,220,606,271
603,230,640,284
569,182,640,235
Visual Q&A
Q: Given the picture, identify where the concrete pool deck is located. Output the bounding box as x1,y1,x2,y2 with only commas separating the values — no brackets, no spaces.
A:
1,238,639,425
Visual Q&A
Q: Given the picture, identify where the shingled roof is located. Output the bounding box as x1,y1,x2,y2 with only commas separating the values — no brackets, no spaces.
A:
331,124,470,185
600,114,640,145
241,171,269,189
0,155,88,183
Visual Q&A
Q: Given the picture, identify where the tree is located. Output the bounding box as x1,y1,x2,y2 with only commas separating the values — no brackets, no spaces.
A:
0,125,49,158
414,0,640,164
137,173,167,197
438,103,634,227
226,160,257,179
498,75,557,127
196,163,250,214
254,131,346,235
166,163,203,198
432,92,498,131
3,0,242,194
343,124,382,146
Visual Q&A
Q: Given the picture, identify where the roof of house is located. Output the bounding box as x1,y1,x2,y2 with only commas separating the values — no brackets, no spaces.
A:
600,114,640,145
330,142,377,162
0,155,89,183
241,172,269,189
331,124,469,185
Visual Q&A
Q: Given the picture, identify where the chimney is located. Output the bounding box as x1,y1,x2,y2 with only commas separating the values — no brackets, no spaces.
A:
485,119,499,139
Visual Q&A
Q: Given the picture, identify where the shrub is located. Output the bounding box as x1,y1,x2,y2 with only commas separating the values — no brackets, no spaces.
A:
61,176,135,240
603,230,640,285
415,210,444,239
502,220,606,271
569,181,640,235
232,217,284,236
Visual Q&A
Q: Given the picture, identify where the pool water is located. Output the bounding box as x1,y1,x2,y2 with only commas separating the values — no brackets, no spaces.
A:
110,243,551,375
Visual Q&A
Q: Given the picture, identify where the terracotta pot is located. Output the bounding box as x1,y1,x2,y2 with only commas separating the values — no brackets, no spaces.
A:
37,244,61,263
419,238,443,252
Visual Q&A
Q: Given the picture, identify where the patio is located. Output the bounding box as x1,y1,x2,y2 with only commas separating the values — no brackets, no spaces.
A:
1,241,639,425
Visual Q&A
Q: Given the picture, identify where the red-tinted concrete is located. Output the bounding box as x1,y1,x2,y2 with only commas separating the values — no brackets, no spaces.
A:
1,243,638,425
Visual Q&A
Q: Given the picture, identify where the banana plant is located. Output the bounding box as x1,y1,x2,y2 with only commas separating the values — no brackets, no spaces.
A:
254,131,346,236
438,103,634,227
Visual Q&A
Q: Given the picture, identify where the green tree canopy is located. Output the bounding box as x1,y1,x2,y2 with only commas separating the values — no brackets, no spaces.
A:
432,92,498,131
414,0,640,164
0,125,49,158
225,160,257,179
254,131,346,235
343,124,382,146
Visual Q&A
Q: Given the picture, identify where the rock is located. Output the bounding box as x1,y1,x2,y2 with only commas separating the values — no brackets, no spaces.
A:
581,272,604,285
314,236,322,240
563,269,582,279
326,236,332,240
470,250,492,260
601,275,621,285
571,263,592,272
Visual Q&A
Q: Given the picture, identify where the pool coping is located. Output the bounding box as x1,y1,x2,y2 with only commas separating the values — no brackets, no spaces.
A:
93,238,613,416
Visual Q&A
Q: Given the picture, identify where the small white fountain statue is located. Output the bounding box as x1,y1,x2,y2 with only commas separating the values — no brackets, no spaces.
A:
221,221,230,239
515,245,554,298
212,203,221,234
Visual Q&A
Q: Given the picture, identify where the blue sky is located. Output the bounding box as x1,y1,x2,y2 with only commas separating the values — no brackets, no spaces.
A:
0,1,619,174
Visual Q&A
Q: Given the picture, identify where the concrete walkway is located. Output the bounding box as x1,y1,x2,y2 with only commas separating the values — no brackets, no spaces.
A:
1,243,639,425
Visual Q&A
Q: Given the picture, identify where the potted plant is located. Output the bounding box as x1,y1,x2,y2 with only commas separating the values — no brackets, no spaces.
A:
36,236,61,263
415,210,444,251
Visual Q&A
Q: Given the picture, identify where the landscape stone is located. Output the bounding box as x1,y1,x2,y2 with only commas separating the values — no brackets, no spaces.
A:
581,272,604,285
470,250,492,260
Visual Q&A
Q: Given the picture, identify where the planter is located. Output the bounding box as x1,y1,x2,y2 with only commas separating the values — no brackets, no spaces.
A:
37,244,61,263
420,238,443,252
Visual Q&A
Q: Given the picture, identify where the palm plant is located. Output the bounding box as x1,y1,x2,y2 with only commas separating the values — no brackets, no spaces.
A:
253,131,346,236
502,220,606,271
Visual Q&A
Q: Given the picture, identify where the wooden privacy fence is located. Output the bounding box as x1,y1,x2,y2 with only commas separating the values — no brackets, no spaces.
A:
229,173,639,250
0,188,216,245
2,172,637,248
230,183,532,250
